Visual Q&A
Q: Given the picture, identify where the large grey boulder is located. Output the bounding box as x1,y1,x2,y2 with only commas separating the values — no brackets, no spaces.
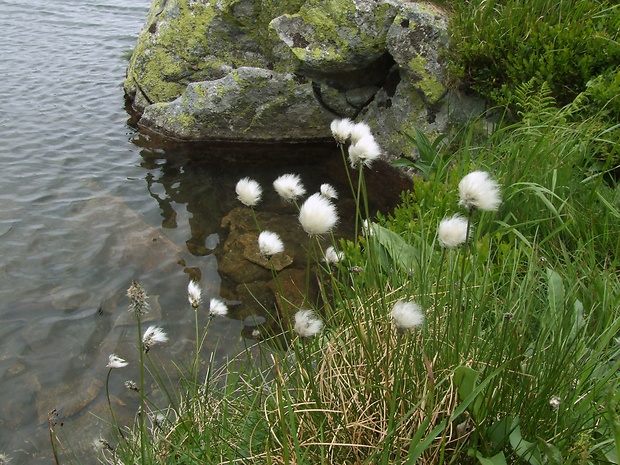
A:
139,67,336,141
386,2,449,106
362,2,486,160
126,0,486,156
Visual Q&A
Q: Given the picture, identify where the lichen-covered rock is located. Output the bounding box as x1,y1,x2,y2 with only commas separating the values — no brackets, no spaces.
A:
355,3,483,161
139,67,336,141
124,0,303,110
363,69,434,160
270,0,398,88
126,0,488,157
364,68,487,161
386,2,449,105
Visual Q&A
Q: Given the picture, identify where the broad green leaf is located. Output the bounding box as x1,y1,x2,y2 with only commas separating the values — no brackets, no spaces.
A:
570,299,586,339
487,416,513,451
371,224,419,273
476,451,508,465
537,439,563,465
509,417,543,465
546,268,565,313
454,366,485,422
454,366,480,401
391,158,417,168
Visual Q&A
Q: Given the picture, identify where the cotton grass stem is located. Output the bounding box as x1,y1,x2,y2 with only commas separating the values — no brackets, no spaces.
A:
451,207,476,359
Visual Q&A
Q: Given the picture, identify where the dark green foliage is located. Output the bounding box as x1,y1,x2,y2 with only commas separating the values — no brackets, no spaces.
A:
449,0,620,109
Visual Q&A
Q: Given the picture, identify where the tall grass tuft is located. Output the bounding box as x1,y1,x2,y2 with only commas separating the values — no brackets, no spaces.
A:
81,84,620,464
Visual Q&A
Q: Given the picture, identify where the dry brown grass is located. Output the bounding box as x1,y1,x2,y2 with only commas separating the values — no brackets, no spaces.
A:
256,296,471,464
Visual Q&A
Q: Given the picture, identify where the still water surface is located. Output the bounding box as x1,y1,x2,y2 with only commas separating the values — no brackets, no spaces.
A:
0,1,407,463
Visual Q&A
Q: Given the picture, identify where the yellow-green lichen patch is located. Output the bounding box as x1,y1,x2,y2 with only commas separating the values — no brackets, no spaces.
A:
126,0,273,105
407,55,446,105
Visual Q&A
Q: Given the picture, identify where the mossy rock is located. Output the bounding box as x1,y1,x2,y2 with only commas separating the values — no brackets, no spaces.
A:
139,67,335,141
270,0,398,88
124,0,302,109
386,2,449,105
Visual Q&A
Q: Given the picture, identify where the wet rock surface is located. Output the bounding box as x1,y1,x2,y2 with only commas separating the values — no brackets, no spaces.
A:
216,206,329,333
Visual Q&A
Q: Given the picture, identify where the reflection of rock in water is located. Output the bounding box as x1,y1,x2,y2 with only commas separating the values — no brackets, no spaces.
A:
217,207,325,336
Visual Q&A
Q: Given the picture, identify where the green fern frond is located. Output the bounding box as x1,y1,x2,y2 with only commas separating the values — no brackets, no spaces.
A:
514,79,557,125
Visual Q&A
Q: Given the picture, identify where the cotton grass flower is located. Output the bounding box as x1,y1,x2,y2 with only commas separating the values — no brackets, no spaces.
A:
348,134,381,168
209,298,228,317
187,280,202,309
549,395,562,410
330,118,354,144
350,121,372,145
258,230,284,257
125,380,139,392
106,354,128,369
438,214,471,248
320,183,338,200
294,309,324,337
127,280,150,315
323,245,344,265
93,438,113,452
458,171,501,212
273,173,306,202
142,326,168,352
392,300,425,330
236,177,262,207
362,219,376,236
299,193,339,236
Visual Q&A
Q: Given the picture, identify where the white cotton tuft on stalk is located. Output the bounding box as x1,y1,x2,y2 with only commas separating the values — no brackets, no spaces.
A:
235,177,262,207
392,300,425,330
188,280,202,309
458,171,501,212
438,214,471,248
330,118,354,145
294,309,324,337
273,173,306,202
258,230,284,257
298,193,339,236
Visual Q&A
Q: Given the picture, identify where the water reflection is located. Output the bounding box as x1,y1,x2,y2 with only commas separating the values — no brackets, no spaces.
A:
131,129,410,323
0,0,411,459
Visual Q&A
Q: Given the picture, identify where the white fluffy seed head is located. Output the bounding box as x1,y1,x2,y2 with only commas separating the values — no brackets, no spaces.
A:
273,173,306,202
320,183,338,200
549,395,562,410
236,177,262,207
349,121,372,145
392,300,425,330
187,280,202,309
330,118,354,144
348,134,381,169
438,215,471,248
142,326,168,351
323,245,344,265
458,171,501,211
106,354,128,369
294,309,324,337
299,193,339,236
362,219,376,236
258,230,284,257
209,298,228,317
